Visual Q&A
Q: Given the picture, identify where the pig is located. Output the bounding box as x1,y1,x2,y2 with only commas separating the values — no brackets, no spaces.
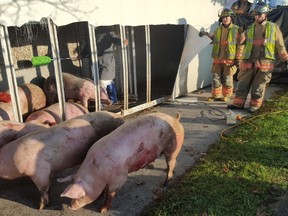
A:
0,83,46,120
0,111,124,210
0,102,16,120
43,72,112,109
60,112,185,213
25,102,89,126
0,120,47,148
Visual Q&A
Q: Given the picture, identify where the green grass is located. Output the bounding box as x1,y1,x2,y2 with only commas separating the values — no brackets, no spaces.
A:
141,88,288,216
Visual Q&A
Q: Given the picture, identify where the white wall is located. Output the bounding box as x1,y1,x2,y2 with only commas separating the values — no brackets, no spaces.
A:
0,0,227,96
0,0,224,28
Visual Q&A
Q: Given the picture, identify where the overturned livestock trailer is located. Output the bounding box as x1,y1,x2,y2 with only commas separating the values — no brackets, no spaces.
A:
2,0,287,122
0,0,223,121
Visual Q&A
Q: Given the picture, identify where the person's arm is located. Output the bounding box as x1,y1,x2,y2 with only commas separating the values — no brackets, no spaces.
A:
109,31,129,46
231,1,243,14
75,40,90,60
275,25,288,61
199,31,214,42
236,30,246,60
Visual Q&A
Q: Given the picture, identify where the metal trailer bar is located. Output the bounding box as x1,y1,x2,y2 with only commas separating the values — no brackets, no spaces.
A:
46,18,66,121
0,25,22,122
120,25,129,110
145,25,151,102
120,97,165,116
128,26,138,99
88,24,101,111
127,27,133,95
131,27,138,99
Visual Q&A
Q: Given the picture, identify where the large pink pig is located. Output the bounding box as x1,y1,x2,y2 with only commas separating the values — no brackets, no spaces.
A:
60,112,185,213
0,111,124,210
25,102,89,126
0,83,46,120
0,120,47,148
43,72,112,109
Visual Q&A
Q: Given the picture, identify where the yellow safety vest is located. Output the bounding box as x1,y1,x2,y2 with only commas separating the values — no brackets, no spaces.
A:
211,24,239,59
242,21,276,60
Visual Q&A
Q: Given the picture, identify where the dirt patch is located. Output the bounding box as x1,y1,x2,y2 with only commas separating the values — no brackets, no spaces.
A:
271,191,288,216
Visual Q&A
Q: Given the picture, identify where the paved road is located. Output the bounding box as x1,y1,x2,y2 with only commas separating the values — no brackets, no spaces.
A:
0,84,283,216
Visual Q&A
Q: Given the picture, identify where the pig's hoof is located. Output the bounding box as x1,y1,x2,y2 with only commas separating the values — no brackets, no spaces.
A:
38,195,49,210
38,199,47,210
38,202,45,210
163,180,172,189
68,206,77,211
100,207,108,213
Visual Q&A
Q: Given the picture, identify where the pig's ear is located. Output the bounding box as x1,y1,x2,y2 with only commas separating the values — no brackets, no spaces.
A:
61,183,86,199
57,174,74,183
43,120,57,127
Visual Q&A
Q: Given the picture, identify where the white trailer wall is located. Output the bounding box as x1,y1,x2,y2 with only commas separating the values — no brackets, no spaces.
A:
1,1,225,27
0,0,226,98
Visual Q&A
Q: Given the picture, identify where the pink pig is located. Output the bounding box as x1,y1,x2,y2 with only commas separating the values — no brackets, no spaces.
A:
0,120,47,148
0,111,124,210
60,112,185,213
25,102,89,126
43,72,112,109
0,83,46,120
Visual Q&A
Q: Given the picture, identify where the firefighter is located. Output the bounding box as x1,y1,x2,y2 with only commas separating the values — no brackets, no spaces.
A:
231,0,252,15
227,2,288,113
201,8,241,102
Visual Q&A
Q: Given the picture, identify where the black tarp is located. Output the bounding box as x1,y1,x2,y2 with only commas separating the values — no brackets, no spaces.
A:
234,6,288,83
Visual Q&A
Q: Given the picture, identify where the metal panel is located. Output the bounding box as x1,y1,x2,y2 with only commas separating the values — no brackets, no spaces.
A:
145,25,151,102
47,18,66,121
120,25,129,110
0,25,22,122
89,24,101,111
127,26,138,99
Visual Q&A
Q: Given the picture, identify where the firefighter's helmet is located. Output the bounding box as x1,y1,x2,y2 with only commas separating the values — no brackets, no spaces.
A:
252,2,269,15
218,8,234,18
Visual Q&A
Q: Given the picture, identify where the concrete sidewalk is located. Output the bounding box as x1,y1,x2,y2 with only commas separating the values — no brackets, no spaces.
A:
106,83,284,216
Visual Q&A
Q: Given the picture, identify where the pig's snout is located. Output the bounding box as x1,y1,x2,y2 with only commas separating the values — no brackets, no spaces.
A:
69,200,80,211
68,198,90,211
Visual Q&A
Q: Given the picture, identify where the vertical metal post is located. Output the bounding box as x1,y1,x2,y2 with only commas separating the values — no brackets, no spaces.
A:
88,24,101,111
128,27,138,98
145,25,151,102
0,24,22,122
120,25,129,110
127,27,133,95
46,18,66,121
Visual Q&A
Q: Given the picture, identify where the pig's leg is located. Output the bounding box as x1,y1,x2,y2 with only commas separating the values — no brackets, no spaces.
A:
30,168,52,209
100,86,112,105
70,195,94,210
163,134,184,186
45,93,56,106
100,190,116,213
57,174,74,183
163,154,175,187
99,175,127,213
79,97,89,110
163,149,181,187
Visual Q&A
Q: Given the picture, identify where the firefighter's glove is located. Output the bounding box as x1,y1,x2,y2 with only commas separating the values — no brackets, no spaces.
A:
235,59,240,67
199,31,208,37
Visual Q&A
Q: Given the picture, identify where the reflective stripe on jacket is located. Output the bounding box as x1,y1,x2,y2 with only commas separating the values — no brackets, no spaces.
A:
239,61,274,71
242,22,276,60
213,59,235,64
212,24,239,60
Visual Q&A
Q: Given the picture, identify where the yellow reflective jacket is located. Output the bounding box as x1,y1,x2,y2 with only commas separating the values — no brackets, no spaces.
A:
212,24,239,59
242,21,276,60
